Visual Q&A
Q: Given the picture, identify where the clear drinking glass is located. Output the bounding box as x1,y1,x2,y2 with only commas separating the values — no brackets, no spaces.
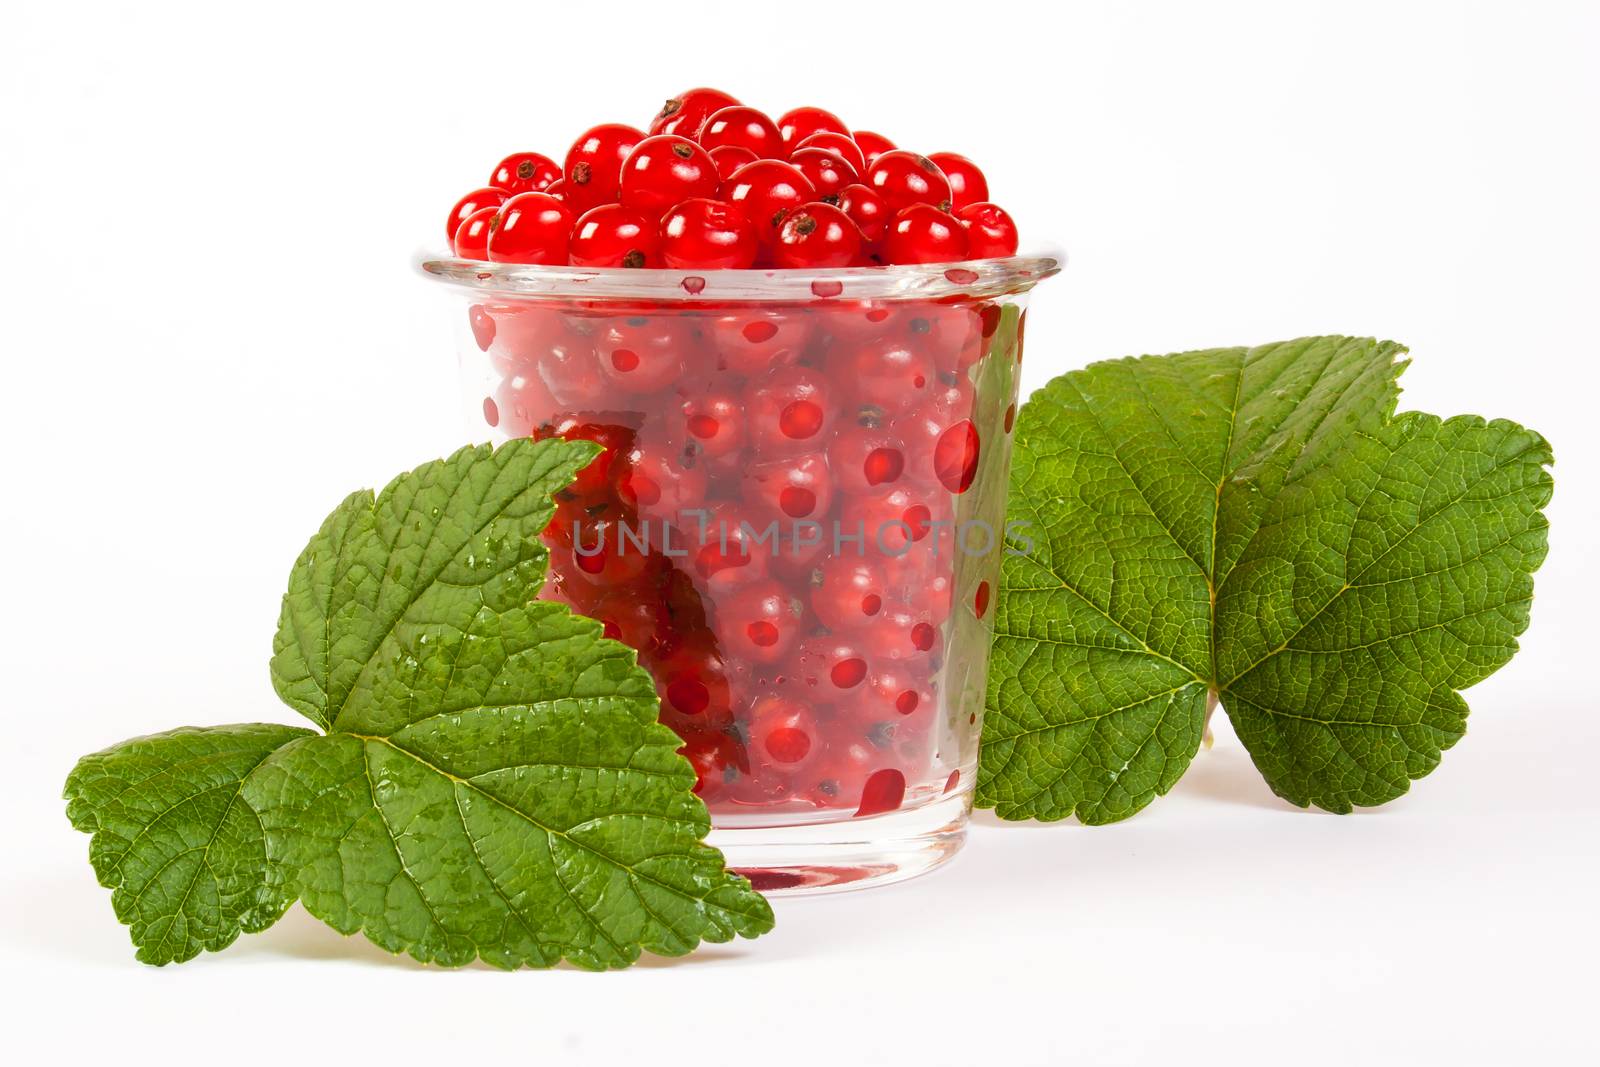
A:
420,255,1060,893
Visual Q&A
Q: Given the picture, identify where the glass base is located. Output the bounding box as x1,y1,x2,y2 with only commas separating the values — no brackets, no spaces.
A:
708,790,972,896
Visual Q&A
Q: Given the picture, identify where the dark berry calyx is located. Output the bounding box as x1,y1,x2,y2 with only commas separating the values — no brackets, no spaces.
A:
572,161,593,185
621,249,646,268
672,142,694,159
792,213,818,237
516,160,536,180
658,98,683,120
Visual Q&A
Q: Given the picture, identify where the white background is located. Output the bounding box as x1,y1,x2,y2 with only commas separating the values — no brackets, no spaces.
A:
3,1,1597,1063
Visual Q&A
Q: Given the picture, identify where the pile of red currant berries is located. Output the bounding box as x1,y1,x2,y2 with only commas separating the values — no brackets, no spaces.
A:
475,290,1013,819
445,87,1019,269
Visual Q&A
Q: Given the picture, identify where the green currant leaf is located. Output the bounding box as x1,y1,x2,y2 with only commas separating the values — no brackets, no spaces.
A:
269,437,597,732
980,337,1551,822
68,438,773,969
247,439,773,970
63,723,314,964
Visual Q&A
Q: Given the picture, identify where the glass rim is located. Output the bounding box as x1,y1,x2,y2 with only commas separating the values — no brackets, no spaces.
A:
417,251,1063,304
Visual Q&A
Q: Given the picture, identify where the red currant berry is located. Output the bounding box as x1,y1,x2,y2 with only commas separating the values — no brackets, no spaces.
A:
857,600,939,662
452,205,499,259
827,417,907,492
535,417,634,501
884,204,970,264
491,371,556,438
793,634,871,694
489,151,562,195
660,198,759,269
862,664,931,722
618,441,709,519
768,516,831,583
720,159,817,245
680,387,746,458
810,556,889,633
709,144,758,181
619,134,719,215
851,130,897,169
855,767,906,816
568,519,655,586
486,192,574,265
793,131,867,175
772,203,864,268
843,485,941,556
926,152,989,210
590,587,666,654
747,695,821,772
679,732,740,802
955,201,1019,258
821,299,901,341
848,334,935,415
742,450,834,520
836,184,891,246
895,375,975,484
689,502,774,590
446,187,508,244
649,635,735,727
708,309,814,375
776,106,849,154
933,418,981,493
903,305,985,375
697,105,783,158
788,147,860,204
492,302,586,375
715,580,803,664
865,150,953,213
807,740,884,808
595,314,690,393
651,87,741,138
563,123,645,209
746,364,837,453
469,304,498,353
535,335,607,407
882,535,957,612
569,203,661,268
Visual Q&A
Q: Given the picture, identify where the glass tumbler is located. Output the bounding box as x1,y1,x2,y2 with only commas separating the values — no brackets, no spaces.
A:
421,256,1060,893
